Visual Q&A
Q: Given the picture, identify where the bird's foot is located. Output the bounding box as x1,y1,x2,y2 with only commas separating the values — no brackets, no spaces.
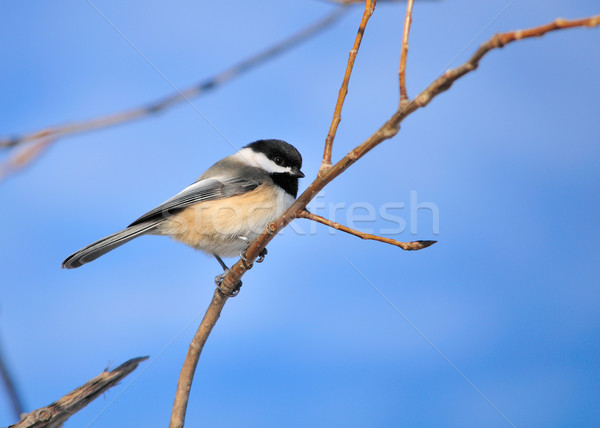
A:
256,247,268,263
238,250,253,269
214,269,242,297
238,236,254,268
237,236,268,265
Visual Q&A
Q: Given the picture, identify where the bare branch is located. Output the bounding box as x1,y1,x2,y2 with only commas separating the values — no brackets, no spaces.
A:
398,0,415,105
0,138,55,182
169,289,227,428
170,13,600,426
218,14,600,297
321,0,376,171
0,7,347,151
10,356,148,428
298,210,436,250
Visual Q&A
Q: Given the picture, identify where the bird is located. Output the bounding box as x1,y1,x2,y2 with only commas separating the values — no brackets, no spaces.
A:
62,139,304,287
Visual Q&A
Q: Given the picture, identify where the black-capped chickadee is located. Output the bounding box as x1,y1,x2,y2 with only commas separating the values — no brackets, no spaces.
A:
62,139,304,271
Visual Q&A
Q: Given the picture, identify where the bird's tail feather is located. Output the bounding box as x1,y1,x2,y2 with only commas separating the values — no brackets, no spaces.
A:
62,222,159,269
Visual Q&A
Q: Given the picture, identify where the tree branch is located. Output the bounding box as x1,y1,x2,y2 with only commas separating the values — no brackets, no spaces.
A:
321,0,376,171
398,0,414,105
170,13,600,427
408,15,600,113
10,356,148,428
298,210,435,250
169,289,227,428
1,8,346,150
217,15,600,297
0,138,55,181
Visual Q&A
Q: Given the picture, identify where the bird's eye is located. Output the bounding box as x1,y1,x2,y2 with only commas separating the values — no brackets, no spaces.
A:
274,157,284,166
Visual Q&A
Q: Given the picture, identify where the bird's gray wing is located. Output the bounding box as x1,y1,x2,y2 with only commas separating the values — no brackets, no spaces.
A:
128,175,261,227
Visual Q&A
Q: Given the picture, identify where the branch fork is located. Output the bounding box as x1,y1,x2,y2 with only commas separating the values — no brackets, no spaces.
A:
320,0,377,171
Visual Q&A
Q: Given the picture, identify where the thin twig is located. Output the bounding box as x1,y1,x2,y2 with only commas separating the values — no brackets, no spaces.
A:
10,356,148,428
298,210,436,250
0,7,348,152
169,13,600,427
321,0,376,172
398,0,415,105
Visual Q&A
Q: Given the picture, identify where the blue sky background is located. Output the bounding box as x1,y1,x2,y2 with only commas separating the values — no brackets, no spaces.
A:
1,1,599,427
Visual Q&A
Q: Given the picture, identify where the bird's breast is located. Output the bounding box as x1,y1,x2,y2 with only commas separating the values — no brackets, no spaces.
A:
158,184,294,257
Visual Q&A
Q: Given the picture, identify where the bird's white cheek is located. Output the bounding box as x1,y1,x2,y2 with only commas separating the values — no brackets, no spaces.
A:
234,148,290,174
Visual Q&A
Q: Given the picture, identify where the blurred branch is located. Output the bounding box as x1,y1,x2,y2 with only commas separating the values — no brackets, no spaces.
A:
0,7,348,181
398,0,414,105
0,7,346,149
10,356,148,428
298,210,436,250
0,138,55,181
321,0,375,171
0,341,25,421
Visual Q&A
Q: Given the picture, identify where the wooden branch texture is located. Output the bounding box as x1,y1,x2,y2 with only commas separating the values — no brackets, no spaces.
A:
10,356,148,428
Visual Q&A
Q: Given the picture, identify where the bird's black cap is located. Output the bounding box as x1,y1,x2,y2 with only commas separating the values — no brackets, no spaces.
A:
245,139,303,172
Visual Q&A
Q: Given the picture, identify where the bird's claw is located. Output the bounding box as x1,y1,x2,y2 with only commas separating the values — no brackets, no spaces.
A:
256,248,268,263
239,250,253,269
214,269,242,297
239,246,268,265
238,236,254,268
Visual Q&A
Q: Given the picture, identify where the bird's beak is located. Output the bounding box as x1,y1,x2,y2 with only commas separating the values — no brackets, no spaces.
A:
290,167,305,178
